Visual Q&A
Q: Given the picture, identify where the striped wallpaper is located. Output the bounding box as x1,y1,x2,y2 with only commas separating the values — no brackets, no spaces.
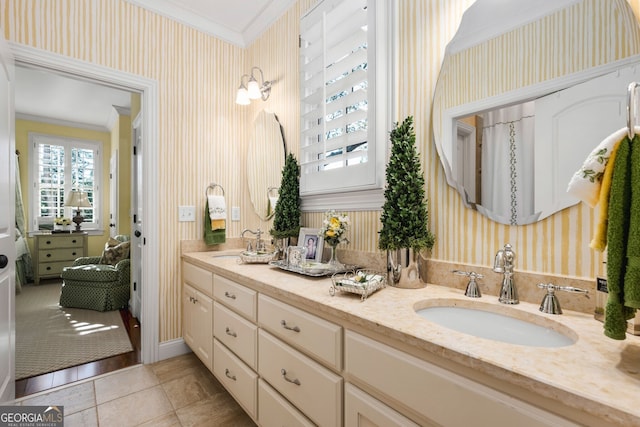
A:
3,0,640,343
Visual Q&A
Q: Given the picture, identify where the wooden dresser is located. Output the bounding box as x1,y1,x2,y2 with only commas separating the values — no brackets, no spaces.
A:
34,232,88,285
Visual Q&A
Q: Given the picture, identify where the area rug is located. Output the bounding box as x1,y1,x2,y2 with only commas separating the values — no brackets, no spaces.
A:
15,281,133,380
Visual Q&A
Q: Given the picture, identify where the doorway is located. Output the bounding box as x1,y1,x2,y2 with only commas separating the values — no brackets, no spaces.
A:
11,43,160,394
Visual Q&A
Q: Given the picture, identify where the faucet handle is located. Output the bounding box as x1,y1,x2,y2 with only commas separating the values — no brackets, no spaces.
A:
537,283,589,315
452,270,483,298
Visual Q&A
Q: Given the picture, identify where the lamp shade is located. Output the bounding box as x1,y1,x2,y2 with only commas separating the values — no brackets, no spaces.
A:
65,190,92,208
236,86,250,105
247,77,261,99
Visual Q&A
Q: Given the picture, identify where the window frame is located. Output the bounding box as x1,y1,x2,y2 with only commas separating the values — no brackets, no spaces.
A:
28,132,103,234
299,0,396,212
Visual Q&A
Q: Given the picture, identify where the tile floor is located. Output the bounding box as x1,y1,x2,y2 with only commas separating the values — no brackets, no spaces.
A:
12,353,256,427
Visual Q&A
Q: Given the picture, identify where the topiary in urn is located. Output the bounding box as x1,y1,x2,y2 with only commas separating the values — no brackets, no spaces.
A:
270,153,301,257
379,116,435,288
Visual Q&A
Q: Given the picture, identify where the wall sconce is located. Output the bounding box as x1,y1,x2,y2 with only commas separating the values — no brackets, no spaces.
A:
236,66,272,105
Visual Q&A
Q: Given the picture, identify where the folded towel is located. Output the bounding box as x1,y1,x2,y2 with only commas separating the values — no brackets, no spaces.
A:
204,200,225,245
589,139,622,251
567,127,635,207
207,195,226,220
604,136,637,340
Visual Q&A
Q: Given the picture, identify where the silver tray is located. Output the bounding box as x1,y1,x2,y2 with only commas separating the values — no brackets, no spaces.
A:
269,260,356,277
330,269,386,301
239,251,276,264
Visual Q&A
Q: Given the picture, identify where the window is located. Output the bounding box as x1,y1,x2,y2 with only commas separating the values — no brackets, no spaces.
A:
29,133,102,231
299,0,394,210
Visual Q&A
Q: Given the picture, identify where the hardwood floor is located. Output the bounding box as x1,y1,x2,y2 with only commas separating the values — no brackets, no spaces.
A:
15,308,141,399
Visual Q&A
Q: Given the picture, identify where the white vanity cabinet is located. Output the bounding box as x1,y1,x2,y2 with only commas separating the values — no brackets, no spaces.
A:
182,262,213,371
344,383,421,427
344,331,580,427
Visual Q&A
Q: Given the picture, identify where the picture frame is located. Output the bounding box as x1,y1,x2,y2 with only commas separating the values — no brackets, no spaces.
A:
298,227,324,263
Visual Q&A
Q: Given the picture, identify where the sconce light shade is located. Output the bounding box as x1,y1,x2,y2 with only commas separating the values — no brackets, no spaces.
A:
247,76,262,99
236,85,250,105
65,190,92,232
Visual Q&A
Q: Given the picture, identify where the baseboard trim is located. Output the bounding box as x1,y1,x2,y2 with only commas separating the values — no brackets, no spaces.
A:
158,338,191,361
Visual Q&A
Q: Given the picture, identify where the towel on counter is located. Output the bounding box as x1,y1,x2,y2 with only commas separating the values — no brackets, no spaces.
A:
204,198,226,245
604,136,638,340
566,127,640,207
589,139,622,251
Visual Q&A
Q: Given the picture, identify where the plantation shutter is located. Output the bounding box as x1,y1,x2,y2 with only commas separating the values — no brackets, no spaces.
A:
300,0,380,196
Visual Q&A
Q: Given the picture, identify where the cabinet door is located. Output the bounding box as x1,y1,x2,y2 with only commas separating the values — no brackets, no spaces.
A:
193,290,213,371
345,383,421,427
183,285,197,350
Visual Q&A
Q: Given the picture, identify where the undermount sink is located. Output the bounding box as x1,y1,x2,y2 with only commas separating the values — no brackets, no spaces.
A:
415,300,576,347
210,253,240,259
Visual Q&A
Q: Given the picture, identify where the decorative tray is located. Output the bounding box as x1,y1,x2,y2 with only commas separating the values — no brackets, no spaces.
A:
269,260,357,277
239,251,276,264
330,269,386,301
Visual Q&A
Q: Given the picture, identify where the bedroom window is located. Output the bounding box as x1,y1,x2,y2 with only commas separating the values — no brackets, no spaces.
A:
29,133,102,232
299,0,395,210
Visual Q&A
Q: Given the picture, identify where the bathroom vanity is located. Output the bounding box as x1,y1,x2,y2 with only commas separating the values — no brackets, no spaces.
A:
182,251,640,427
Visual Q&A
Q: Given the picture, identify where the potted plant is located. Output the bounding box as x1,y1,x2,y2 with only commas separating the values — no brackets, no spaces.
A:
379,116,435,288
270,153,301,258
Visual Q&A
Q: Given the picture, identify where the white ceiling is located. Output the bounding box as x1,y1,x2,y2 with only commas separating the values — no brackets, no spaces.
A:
15,1,294,131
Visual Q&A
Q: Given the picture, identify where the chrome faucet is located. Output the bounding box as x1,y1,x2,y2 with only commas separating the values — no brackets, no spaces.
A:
241,228,265,252
493,243,518,304
452,270,483,298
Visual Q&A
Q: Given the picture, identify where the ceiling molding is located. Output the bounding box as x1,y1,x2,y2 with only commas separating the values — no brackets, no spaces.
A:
124,0,296,48
16,112,111,133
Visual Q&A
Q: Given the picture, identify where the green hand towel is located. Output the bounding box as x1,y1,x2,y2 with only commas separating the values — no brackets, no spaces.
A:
204,200,226,246
624,135,640,309
604,137,636,340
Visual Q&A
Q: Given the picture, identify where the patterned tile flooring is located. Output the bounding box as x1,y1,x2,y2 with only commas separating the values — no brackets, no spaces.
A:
12,353,256,426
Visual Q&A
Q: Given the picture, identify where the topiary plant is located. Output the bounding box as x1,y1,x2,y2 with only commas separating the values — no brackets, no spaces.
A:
379,116,435,252
271,153,301,239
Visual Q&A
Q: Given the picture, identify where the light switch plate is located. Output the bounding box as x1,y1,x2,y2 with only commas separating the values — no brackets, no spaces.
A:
231,206,240,221
178,205,196,222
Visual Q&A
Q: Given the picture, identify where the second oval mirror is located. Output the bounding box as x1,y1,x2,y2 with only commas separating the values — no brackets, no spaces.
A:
247,110,286,221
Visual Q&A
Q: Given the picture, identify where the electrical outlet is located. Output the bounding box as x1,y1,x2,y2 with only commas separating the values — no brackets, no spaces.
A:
232,206,240,221
178,205,196,222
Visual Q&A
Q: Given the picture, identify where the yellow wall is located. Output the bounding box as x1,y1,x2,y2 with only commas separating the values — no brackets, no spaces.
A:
15,119,111,257
6,0,640,343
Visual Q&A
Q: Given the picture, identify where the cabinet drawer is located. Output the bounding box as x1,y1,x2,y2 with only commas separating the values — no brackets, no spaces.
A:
345,383,421,427
258,379,314,427
213,275,256,321
38,262,68,276
183,262,213,296
213,301,257,369
345,331,578,427
258,330,342,427
258,294,342,370
39,235,85,249
213,338,257,420
39,247,83,262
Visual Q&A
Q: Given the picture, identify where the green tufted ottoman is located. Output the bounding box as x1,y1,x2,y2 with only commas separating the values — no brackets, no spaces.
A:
60,261,130,312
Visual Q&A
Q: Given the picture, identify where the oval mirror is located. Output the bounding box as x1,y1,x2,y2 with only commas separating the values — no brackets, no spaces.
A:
432,0,640,225
247,110,286,221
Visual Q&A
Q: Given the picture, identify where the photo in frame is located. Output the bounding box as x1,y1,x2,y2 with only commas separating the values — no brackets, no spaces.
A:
298,227,324,263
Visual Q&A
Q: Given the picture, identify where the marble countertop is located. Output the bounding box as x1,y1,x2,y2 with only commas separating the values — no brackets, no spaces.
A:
183,251,640,426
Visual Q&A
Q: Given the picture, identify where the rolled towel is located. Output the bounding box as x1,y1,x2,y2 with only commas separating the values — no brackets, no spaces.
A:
566,127,639,207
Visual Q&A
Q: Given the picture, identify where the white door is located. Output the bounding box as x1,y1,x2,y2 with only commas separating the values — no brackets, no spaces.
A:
0,31,16,403
109,151,118,238
130,113,142,319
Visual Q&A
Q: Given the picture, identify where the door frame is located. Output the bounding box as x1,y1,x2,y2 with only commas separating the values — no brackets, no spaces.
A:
12,43,160,364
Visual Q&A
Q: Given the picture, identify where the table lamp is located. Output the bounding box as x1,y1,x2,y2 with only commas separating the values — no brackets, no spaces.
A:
65,190,92,232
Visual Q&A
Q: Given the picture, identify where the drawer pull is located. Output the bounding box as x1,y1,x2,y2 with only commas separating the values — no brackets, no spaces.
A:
72,239,77,244
46,253,52,258
224,368,237,381
280,320,300,333
225,327,237,338
72,252,77,256
224,291,237,300
280,368,301,386
46,240,52,245
46,266,52,271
